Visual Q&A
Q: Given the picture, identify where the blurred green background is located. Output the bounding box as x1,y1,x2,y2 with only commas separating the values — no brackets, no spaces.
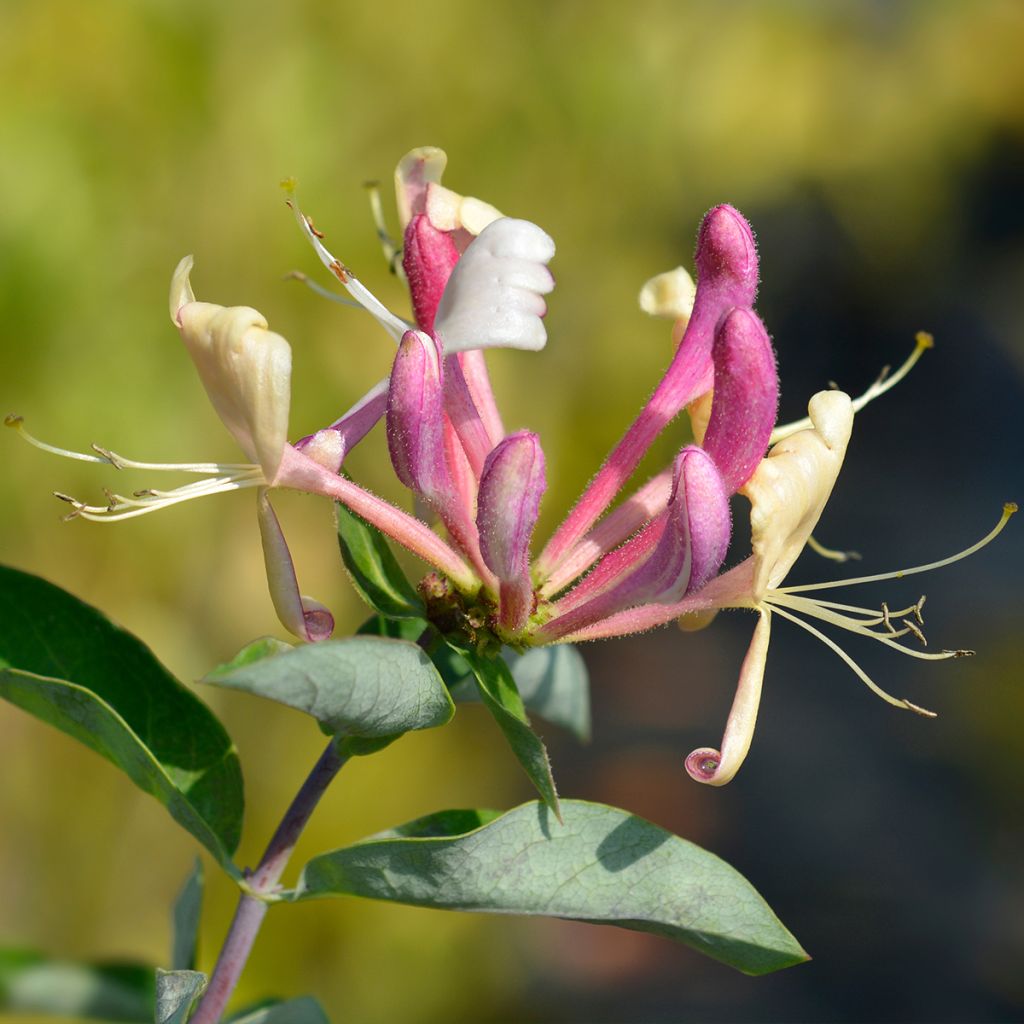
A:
2,1,1024,1021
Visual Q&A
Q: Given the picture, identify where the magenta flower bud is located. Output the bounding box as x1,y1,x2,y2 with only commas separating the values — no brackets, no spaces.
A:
386,330,449,498
669,445,731,595
477,431,547,632
694,203,758,304
702,307,778,493
403,213,461,333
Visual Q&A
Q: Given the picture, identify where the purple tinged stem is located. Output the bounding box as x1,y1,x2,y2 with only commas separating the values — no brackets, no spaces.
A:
189,739,346,1024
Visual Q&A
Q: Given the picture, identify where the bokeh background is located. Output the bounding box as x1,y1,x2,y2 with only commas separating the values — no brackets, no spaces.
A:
2,1,1024,1021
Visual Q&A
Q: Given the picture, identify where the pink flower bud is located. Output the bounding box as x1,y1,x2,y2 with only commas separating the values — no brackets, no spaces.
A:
702,307,778,492
477,431,547,631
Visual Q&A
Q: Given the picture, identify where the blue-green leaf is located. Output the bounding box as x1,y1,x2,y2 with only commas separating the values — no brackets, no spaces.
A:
291,801,808,976
171,859,204,972
451,645,591,742
457,646,560,819
335,502,424,619
0,566,244,871
227,995,331,1023
0,947,154,1021
156,969,206,1024
205,636,453,739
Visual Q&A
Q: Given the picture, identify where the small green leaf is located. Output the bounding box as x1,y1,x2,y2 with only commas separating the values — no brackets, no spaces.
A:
451,645,592,742
206,636,454,738
156,969,206,1024
336,501,424,619
0,566,244,871
0,947,154,1021
292,801,808,976
171,859,204,972
453,646,560,820
208,637,293,678
356,615,428,642
227,995,331,1024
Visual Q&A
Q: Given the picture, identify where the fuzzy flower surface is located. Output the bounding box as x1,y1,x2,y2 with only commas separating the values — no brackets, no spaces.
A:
13,147,1013,785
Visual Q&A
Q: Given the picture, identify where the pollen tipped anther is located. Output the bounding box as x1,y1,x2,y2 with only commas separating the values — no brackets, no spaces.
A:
902,700,938,718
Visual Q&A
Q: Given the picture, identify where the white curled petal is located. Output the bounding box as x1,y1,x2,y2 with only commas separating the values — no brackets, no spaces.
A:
169,255,196,323
743,390,854,597
434,218,556,355
174,264,291,481
394,146,448,229
425,183,504,235
638,266,697,322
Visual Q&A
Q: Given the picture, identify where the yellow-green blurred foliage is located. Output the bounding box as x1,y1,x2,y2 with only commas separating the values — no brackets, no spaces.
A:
2,2,1023,1022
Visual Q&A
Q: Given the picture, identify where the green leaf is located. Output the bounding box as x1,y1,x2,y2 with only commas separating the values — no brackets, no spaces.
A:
205,636,454,739
0,566,244,871
208,636,293,677
171,859,204,972
335,501,424,619
0,947,154,1021
227,995,331,1024
449,645,560,820
292,801,808,976
156,969,206,1024
356,614,427,642
451,645,592,742
506,646,591,742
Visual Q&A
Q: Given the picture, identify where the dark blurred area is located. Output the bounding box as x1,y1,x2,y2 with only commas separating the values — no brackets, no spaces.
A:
2,2,1022,1022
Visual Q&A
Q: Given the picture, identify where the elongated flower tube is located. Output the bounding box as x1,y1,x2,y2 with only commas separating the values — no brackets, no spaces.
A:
536,203,759,581
477,431,547,634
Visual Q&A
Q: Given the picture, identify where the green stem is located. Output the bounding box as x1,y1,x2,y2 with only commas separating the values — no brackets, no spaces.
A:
189,738,347,1024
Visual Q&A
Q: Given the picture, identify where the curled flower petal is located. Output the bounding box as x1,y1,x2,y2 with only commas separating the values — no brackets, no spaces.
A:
638,266,696,323
171,257,291,483
425,183,503,237
394,146,448,230
256,488,334,643
434,218,556,355
477,431,546,632
685,609,770,786
745,390,854,598
702,307,778,493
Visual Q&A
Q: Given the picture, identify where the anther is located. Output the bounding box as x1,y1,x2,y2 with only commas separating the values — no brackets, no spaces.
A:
902,699,938,718
303,215,325,240
901,618,927,646
881,602,893,632
914,595,926,624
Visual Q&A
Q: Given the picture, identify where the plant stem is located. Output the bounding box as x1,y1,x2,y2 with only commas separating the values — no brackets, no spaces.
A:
189,738,347,1024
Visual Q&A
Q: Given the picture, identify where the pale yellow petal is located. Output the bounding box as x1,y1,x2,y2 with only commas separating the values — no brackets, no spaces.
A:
174,262,291,481
394,146,448,229
638,267,696,323
743,390,854,597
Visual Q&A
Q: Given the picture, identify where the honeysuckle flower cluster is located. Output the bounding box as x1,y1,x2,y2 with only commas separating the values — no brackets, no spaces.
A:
12,146,1014,786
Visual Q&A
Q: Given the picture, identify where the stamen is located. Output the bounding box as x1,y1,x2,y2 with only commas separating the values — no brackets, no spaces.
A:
769,333,934,445
779,504,1017,594
55,474,265,522
8,416,258,476
766,591,965,663
363,179,404,278
281,180,408,343
768,604,938,716
807,535,862,563
284,270,362,309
